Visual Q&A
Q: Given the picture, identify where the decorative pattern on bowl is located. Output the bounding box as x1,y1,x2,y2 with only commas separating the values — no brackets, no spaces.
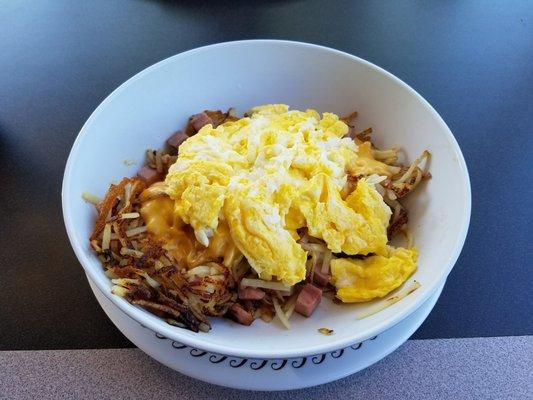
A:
152,329,378,370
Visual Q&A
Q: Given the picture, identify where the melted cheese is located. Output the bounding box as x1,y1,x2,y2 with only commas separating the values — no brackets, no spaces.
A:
139,195,240,268
349,141,394,176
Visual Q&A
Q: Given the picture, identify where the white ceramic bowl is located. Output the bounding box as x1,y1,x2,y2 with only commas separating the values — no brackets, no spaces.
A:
62,40,470,359
87,275,445,390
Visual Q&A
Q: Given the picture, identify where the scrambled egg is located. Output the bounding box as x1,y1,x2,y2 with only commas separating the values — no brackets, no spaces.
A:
163,104,416,294
330,247,418,302
298,176,391,255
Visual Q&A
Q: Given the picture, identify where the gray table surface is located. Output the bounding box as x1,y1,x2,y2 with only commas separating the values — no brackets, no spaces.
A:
1,0,532,398
2,336,532,399
1,0,532,352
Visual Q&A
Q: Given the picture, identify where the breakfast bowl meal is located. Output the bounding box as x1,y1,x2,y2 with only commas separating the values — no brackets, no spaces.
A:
62,40,470,360
86,104,430,333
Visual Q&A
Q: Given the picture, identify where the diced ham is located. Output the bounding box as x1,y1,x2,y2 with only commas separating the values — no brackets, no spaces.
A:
227,303,254,326
238,287,265,301
295,284,322,317
312,268,331,287
136,166,163,186
166,130,189,148
189,112,213,132
204,110,227,127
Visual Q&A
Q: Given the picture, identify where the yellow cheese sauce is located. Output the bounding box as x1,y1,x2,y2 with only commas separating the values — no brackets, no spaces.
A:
140,195,240,269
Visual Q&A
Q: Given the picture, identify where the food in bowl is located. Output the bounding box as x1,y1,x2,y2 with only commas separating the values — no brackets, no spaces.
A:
86,104,430,332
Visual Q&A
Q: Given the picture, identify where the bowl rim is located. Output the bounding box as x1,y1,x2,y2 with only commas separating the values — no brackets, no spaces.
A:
62,39,471,359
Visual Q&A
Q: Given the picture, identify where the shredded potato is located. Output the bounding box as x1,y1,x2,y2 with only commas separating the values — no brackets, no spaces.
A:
273,297,291,330
125,226,148,237
82,192,101,205
101,224,111,251
111,285,130,297
283,293,299,320
119,247,143,258
240,278,291,291
111,278,140,286
120,212,140,219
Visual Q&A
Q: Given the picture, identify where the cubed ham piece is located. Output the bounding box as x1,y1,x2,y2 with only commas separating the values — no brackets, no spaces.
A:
238,287,265,301
227,303,254,326
295,284,322,317
136,166,163,186
312,268,331,287
204,110,227,127
189,112,213,132
166,130,189,148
